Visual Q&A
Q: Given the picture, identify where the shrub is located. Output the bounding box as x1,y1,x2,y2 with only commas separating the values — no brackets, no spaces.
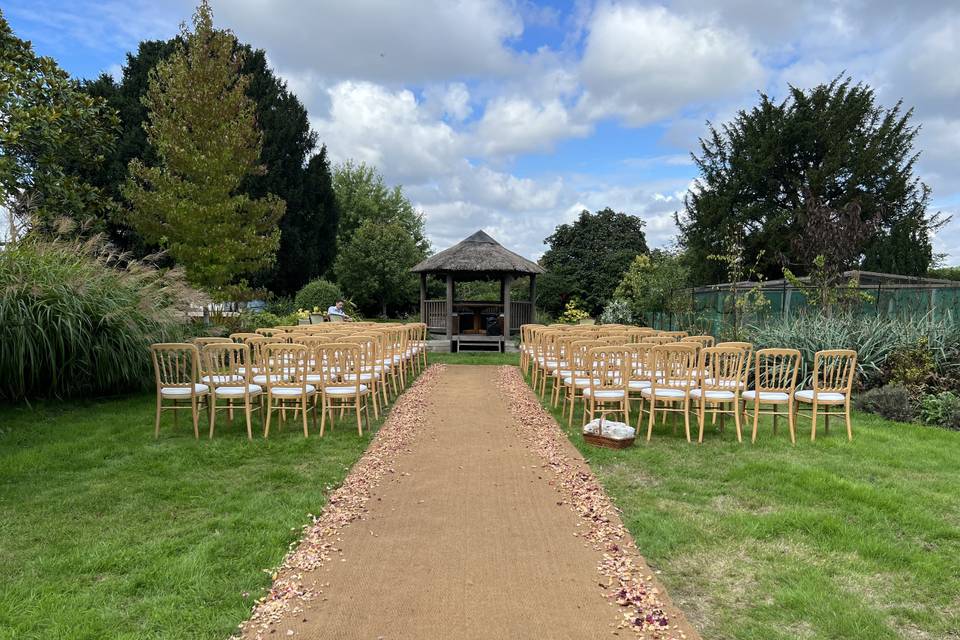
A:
918,392,960,430
886,339,936,390
746,313,960,389
294,279,342,313
854,385,916,422
0,234,196,401
558,298,591,324
600,298,634,324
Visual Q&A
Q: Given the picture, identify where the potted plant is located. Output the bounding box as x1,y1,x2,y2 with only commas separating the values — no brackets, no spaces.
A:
296,308,310,325
309,306,326,324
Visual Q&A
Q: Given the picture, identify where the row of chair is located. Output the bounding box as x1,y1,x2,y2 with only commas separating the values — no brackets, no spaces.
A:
151,323,428,440
520,324,857,444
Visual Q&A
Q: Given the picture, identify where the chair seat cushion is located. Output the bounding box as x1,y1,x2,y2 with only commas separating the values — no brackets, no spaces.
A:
271,385,316,397
742,390,790,402
343,372,376,382
202,374,242,384
253,374,286,385
305,374,326,384
691,389,735,400
325,384,369,395
794,389,847,402
640,387,686,399
563,376,600,387
583,388,626,399
627,380,651,390
215,384,262,396
160,383,209,397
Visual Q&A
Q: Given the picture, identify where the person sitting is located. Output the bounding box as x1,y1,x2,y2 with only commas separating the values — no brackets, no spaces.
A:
327,299,353,322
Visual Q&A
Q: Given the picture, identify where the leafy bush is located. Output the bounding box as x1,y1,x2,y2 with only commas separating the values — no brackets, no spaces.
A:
294,279,342,313
886,338,936,390
918,392,960,430
600,298,634,324
558,298,591,324
0,234,196,401
746,313,960,388
854,385,916,422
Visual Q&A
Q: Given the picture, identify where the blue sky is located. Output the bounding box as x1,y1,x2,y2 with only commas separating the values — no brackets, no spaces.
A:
6,0,960,264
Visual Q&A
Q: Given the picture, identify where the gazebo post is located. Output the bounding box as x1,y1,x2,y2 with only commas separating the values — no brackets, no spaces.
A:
529,274,537,323
445,273,454,340
503,274,513,343
419,273,427,325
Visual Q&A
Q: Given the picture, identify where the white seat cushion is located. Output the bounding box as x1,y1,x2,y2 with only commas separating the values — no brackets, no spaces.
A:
343,372,376,382
236,366,261,375
742,390,790,402
794,389,847,402
161,383,209,397
325,384,369,395
215,384,262,396
253,374,286,385
640,387,686,399
691,389,735,400
271,385,316,397
305,374,326,384
627,380,651,390
583,388,626,399
563,376,600,387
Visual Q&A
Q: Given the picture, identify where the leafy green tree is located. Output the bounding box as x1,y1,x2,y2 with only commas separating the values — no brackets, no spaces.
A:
614,250,691,321
333,160,428,253
123,1,283,295
539,207,649,316
334,220,423,317
82,36,337,294
679,76,938,284
0,11,119,236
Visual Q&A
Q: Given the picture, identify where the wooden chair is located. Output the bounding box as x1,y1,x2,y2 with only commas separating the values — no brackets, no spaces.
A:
794,349,857,441
624,343,653,422
660,330,689,340
693,346,747,443
201,343,262,440
641,335,676,345
150,343,209,439
519,324,544,374
560,339,597,424
681,335,715,348
229,332,260,343
743,348,801,444
340,335,383,419
640,343,698,442
262,343,316,438
255,327,284,337
317,343,373,436
584,346,630,425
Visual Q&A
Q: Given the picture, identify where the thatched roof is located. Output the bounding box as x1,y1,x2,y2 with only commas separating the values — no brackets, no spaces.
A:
411,230,545,275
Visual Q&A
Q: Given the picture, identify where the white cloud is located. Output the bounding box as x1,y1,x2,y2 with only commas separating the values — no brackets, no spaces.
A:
577,3,765,126
474,97,590,156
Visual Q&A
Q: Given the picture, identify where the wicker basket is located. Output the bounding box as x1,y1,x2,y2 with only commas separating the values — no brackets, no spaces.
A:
583,432,634,449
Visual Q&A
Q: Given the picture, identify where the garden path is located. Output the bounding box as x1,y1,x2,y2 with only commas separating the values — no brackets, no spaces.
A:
242,365,698,639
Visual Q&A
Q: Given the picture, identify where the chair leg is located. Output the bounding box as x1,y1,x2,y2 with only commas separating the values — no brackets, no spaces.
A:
810,401,819,442
209,394,217,439
646,398,656,441
302,396,310,438
697,398,705,443
355,396,363,435
191,396,199,439
683,398,691,443
733,400,742,443
751,401,760,443
845,401,853,441
264,395,273,438
788,400,796,445
319,395,327,437
154,395,162,438
245,399,253,440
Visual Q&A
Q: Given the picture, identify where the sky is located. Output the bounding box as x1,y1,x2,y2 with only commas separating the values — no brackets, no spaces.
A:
5,0,960,263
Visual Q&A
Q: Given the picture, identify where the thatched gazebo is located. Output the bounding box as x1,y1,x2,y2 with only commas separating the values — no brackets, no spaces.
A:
411,230,544,351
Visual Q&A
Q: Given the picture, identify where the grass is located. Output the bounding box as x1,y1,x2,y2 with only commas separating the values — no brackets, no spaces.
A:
429,351,520,366
531,371,960,640
0,368,427,640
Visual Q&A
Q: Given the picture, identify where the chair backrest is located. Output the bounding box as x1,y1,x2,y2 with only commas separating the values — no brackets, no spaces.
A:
754,348,802,393
659,330,689,340
263,343,309,391
625,327,656,342
328,313,345,323
193,336,232,347
319,343,364,392
681,335,715,348
596,335,629,345
255,327,283,337
201,343,251,387
813,349,857,393
650,343,698,389
588,346,627,392
151,343,199,389
342,334,380,371
642,335,675,345
229,332,260,343
623,343,653,380
520,323,544,348
698,346,747,391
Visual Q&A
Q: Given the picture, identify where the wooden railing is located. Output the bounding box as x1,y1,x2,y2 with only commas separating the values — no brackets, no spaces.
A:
510,301,533,331
424,300,447,332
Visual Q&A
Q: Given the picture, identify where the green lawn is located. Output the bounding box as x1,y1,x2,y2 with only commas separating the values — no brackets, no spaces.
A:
532,374,960,640
0,364,433,640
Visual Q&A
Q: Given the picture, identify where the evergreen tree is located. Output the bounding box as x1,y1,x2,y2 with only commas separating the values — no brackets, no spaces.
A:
123,1,283,295
679,76,938,284
539,207,649,316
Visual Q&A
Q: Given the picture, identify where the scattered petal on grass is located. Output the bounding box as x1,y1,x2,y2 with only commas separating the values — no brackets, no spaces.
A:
237,365,446,640
496,366,684,640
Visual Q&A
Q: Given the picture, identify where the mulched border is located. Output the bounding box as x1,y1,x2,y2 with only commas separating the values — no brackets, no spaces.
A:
237,364,446,640
496,365,690,640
